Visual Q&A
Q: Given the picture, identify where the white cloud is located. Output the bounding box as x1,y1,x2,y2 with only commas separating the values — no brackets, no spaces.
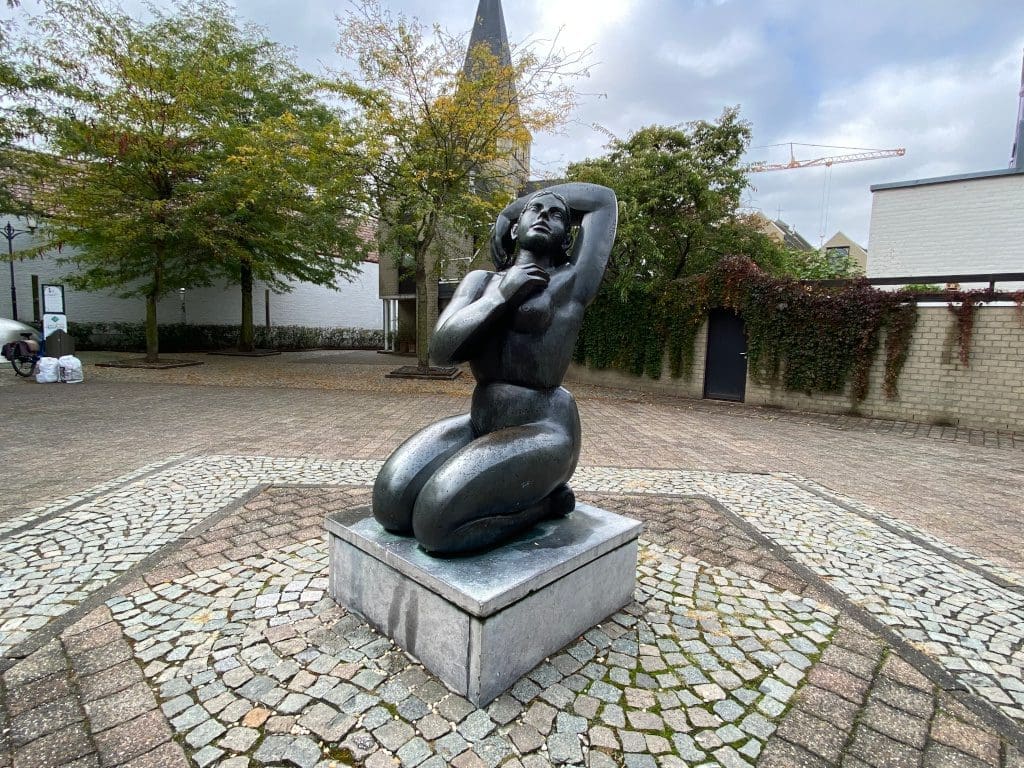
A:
657,29,762,78
519,0,641,53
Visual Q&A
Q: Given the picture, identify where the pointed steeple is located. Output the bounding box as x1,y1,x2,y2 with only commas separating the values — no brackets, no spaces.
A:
461,0,531,194
463,0,512,77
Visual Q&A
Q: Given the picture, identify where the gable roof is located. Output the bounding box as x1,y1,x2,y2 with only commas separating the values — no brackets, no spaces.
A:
772,219,814,251
824,231,865,252
746,211,814,251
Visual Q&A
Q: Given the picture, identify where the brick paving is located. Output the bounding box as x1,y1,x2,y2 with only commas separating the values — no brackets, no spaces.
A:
1,352,1022,766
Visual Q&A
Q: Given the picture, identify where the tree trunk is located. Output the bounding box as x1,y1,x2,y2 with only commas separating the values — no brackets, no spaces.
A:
144,292,159,363
414,255,432,370
238,259,255,353
145,251,164,363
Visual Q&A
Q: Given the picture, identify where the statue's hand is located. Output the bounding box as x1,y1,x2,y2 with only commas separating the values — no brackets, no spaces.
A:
495,264,549,305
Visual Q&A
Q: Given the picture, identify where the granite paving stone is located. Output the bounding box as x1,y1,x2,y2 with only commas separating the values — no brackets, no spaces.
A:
8,698,84,748
92,709,172,767
217,725,259,752
83,682,157,733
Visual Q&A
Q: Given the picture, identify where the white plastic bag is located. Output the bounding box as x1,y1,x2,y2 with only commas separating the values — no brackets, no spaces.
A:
35,357,60,384
58,354,84,383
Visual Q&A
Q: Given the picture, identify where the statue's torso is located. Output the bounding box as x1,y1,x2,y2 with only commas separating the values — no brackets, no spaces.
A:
469,265,582,391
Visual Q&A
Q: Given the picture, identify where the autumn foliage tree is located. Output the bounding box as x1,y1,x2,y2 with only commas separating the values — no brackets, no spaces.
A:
335,0,588,368
17,0,366,359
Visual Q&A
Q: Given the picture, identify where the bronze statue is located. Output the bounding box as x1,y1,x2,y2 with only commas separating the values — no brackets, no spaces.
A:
372,183,617,555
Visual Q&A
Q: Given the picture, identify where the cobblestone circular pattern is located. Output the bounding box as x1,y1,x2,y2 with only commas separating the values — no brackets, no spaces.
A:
5,455,1024,730
108,537,837,767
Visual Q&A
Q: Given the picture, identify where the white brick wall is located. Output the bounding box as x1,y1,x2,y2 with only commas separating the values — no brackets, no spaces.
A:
1,244,380,330
868,173,1024,281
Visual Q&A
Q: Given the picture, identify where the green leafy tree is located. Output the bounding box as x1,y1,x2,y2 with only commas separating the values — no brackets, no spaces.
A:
18,0,366,359
781,247,864,279
566,110,791,295
335,0,588,368
566,111,809,378
183,59,368,352
1,0,30,216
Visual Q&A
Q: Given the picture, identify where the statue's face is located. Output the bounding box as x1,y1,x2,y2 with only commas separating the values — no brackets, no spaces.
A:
514,194,569,251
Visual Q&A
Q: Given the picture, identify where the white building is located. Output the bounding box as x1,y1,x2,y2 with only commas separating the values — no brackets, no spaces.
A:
1,216,381,333
867,168,1024,284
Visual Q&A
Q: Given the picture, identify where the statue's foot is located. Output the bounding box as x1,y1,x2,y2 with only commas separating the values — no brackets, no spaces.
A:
545,483,575,519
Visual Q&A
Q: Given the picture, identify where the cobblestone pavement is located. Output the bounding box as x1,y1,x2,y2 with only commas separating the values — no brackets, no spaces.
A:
2,458,1024,766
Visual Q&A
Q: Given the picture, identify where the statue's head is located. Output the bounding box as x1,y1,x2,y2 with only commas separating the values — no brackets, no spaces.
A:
501,190,573,268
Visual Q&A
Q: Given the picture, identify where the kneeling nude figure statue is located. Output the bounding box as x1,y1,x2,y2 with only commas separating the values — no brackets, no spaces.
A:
373,183,617,555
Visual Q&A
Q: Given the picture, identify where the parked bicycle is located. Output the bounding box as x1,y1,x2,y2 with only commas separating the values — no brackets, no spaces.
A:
1,332,41,377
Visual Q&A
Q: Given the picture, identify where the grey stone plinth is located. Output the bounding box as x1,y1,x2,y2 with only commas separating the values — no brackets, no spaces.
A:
326,504,642,706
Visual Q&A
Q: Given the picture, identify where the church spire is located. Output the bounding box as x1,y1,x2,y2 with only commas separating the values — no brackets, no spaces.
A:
463,0,512,76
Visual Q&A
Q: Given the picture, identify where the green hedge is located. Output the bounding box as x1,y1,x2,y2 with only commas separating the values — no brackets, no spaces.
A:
65,322,383,352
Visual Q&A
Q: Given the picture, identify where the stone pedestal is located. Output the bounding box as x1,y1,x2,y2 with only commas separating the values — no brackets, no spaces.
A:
326,504,642,706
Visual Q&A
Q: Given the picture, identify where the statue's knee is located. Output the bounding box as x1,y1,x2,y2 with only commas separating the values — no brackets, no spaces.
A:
372,465,413,533
410,483,458,553
411,515,445,554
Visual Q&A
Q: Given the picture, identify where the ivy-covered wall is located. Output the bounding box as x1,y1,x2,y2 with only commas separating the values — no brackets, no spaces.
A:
573,257,919,401
745,306,1023,431
567,305,1024,432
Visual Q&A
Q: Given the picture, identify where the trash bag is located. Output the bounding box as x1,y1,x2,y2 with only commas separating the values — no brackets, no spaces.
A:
58,354,84,383
35,357,60,383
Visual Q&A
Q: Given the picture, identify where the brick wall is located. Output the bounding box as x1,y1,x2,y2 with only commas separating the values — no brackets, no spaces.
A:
568,307,1024,432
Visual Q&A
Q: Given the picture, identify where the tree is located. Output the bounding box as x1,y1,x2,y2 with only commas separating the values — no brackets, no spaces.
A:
779,247,864,280
17,0,366,359
0,0,30,216
204,112,367,352
335,0,588,368
566,109,795,296
180,47,369,352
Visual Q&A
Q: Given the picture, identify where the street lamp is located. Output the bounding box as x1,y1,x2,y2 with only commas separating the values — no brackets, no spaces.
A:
3,217,37,321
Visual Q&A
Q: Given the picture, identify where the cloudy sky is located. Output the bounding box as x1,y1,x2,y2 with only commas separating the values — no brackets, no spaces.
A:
10,1,1024,248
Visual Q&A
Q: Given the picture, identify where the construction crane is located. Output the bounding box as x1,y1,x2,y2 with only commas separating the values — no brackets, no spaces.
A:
746,143,906,173
744,142,907,247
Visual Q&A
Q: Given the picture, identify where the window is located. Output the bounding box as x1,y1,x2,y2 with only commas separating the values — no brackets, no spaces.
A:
825,246,850,268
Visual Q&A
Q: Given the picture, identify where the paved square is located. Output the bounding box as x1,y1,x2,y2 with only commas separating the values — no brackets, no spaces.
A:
1,352,1022,766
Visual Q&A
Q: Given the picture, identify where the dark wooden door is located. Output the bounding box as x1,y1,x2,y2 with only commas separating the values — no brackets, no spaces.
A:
703,309,747,402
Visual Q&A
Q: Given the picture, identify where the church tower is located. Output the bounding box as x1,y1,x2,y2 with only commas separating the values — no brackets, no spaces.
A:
464,0,513,72
463,0,532,195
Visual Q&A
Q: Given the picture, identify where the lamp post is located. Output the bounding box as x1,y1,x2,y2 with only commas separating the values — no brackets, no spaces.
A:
3,218,37,321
